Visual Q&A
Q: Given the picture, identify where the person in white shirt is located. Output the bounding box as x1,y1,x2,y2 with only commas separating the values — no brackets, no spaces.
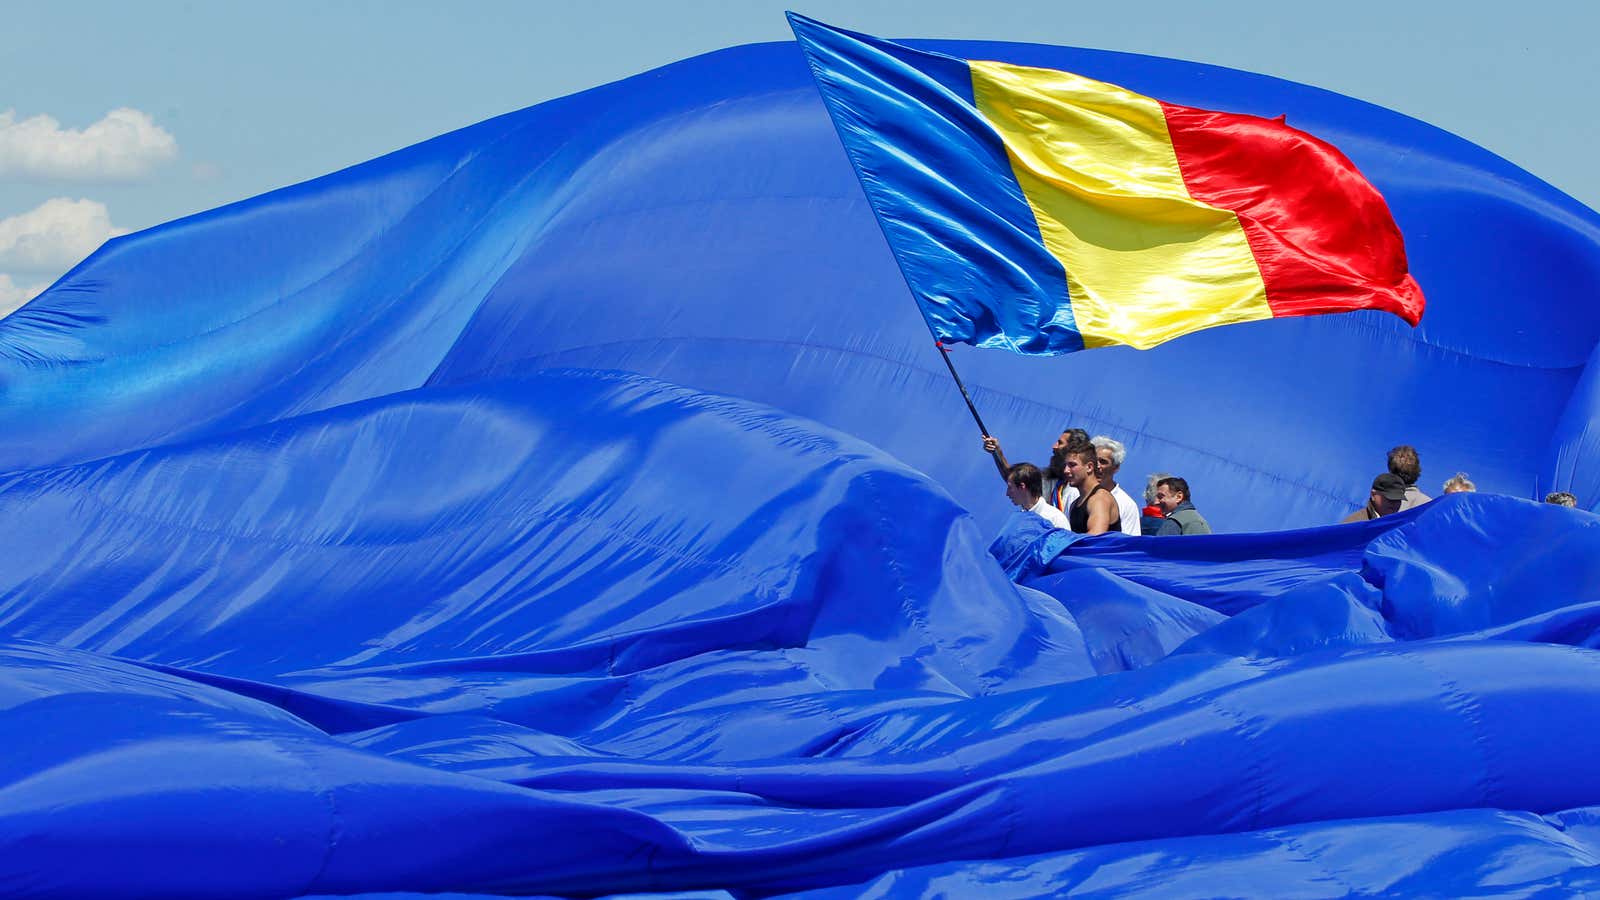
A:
1005,462,1069,530
984,428,1087,512
1090,435,1143,537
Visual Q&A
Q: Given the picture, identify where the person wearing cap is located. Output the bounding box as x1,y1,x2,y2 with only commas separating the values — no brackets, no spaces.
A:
1342,473,1409,522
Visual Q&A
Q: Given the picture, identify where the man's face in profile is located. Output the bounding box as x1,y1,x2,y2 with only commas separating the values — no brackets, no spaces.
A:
1154,483,1182,514
1006,479,1032,509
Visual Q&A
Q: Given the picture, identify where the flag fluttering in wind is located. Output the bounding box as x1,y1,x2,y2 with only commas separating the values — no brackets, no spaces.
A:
788,13,1425,353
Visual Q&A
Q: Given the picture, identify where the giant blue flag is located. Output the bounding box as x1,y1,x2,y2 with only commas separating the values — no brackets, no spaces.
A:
0,29,1598,898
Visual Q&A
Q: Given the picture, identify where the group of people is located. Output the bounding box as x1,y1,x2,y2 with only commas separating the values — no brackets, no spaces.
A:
988,433,1585,537
1342,445,1434,522
985,430,1210,537
1342,445,1581,519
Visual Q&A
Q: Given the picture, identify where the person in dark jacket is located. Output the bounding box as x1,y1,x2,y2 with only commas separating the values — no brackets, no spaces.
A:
1153,476,1211,535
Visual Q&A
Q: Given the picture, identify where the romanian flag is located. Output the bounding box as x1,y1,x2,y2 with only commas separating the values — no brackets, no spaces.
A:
788,14,1425,353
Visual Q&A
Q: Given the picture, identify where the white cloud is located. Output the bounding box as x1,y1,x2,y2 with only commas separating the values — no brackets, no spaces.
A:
0,108,178,181
0,273,46,319
0,197,127,274
0,198,127,318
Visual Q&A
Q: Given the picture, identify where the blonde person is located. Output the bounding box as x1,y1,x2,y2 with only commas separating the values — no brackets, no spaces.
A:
1442,473,1476,494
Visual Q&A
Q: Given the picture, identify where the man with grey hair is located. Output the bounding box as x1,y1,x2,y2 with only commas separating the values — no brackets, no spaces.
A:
1141,472,1170,535
1090,435,1142,536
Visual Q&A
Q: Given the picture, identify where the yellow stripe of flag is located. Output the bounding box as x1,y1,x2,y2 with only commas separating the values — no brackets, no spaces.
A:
969,60,1273,349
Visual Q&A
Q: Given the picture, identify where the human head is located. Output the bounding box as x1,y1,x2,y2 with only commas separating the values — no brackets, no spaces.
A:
1090,435,1126,482
1144,471,1171,506
1442,473,1476,494
1061,440,1100,489
1387,445,1421,487
1370,473,1408,517
1545,491,1578,508
1051,427,1089,454
1005,462,1044,509
1153,476,1190,514
1048,428,1090,476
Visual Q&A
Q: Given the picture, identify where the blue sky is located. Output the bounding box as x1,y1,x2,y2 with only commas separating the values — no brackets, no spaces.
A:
2,0,1596,312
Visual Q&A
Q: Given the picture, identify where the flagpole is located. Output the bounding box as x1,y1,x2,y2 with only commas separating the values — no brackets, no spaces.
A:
934,340,991,438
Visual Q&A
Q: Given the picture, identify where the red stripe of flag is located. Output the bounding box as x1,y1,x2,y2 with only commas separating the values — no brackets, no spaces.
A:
1161,102,1426,326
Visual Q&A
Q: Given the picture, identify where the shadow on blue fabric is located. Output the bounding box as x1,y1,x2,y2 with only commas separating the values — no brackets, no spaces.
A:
2,36,1600,899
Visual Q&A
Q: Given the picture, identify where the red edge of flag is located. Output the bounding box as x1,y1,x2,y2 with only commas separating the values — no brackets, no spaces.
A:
1160,102,1426,327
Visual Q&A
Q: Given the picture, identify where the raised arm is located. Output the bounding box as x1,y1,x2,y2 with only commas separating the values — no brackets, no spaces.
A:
982,435,1010,480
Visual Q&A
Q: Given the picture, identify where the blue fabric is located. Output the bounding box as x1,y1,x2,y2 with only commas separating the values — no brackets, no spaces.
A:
1547,340,1600,508
781,806,1600,898
788,13,1084,354
2,30,1600,899
2,369,1600,895
1022,493,1600,662
2,44,1594,532
985,509,1086,580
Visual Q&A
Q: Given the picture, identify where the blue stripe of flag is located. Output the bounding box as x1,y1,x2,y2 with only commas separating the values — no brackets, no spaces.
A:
787,13,1084,354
